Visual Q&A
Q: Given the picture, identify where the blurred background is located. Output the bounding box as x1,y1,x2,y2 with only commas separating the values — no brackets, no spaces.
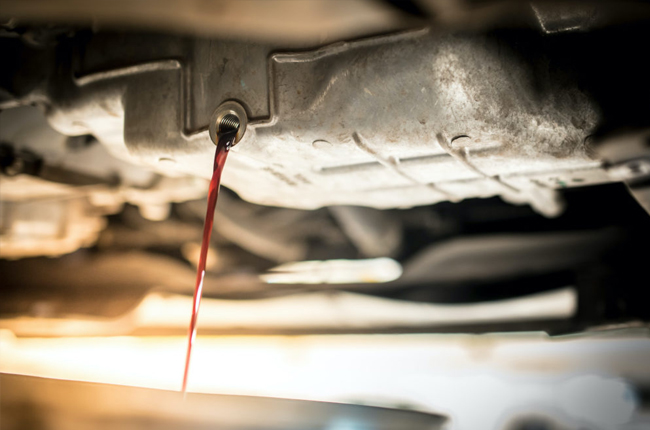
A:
1,1,650,429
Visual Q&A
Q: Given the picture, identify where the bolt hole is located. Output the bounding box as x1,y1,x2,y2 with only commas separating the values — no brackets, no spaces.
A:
451,135,471,143
219,114,240,134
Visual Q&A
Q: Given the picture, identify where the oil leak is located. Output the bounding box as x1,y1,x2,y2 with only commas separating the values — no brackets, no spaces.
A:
182,125,238,393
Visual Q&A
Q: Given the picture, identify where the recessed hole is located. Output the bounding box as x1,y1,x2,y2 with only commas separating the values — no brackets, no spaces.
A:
572,178,584,183
158,157,176,165
312,139,332,149
219,114,240,134
451,135,471,143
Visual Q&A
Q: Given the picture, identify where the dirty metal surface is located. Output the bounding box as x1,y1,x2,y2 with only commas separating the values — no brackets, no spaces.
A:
39,28,611,215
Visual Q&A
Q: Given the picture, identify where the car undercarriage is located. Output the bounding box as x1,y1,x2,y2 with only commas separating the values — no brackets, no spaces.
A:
1,1,649,429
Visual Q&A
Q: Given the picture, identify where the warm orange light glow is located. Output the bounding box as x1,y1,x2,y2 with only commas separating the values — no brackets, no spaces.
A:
0,288,577,337
1,330,648,429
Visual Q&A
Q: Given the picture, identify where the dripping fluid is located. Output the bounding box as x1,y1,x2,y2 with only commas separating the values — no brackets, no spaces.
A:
182,129,237,393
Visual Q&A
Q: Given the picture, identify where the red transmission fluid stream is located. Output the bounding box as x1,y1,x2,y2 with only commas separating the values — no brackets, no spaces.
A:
182,129,237,393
